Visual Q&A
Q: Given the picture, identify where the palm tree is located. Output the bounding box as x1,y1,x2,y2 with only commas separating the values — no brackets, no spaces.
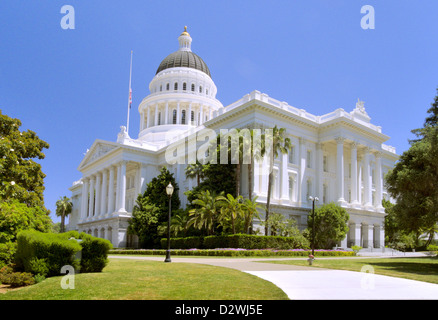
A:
217,193,244,234
241,196,264,234
185,161,204,186
262,126,291,235
188,190,225,235
55,196,72,233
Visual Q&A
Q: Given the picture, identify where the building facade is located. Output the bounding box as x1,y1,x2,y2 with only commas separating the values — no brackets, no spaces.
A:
68,28,398,248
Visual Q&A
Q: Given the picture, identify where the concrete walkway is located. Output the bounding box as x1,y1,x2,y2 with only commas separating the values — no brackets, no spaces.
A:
109,255,438,300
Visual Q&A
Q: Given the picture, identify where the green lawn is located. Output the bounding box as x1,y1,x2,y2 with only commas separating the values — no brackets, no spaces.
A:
0,258,288,300
260,256,438,284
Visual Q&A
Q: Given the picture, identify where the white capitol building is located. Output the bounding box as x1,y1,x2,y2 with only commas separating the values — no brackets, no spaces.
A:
67,27,398,249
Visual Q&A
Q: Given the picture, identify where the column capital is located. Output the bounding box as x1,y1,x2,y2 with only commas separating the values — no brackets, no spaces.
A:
335,136,346,144
350,141,358,149
374,150,383,158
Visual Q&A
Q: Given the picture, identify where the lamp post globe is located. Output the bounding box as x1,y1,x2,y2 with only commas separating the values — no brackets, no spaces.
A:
165,182,174,262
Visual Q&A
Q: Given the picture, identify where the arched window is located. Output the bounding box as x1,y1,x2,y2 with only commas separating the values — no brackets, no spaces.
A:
183,82,187,91
172,109,177,124
199,86,202,93
181,110,186,125
160,85,162,92
174,82,178,90
166,83,170,91
191,84,195,92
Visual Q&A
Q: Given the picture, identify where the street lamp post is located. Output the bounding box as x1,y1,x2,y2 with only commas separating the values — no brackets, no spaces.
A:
308,196,319,256
165,182,174,263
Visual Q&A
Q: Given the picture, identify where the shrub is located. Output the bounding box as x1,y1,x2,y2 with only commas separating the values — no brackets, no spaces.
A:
15,230,81,277
7,272,36,287
78,233,112,273
160,234,310,250
0,241,17,269
427,244,438,254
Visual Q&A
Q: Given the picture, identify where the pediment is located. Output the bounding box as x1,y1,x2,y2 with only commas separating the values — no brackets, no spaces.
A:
78,140,119,170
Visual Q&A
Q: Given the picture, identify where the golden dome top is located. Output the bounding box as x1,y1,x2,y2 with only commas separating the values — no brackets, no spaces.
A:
180,26,190,37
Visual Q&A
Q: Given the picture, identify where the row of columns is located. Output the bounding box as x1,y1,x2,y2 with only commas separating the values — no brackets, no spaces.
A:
79,161,150,221
140,101,214,130
335,138,383,209
252,136,384,210
344,222,385,249
80,161,126,220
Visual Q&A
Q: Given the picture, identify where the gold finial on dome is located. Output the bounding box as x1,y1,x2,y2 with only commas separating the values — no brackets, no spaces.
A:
180,26,190,36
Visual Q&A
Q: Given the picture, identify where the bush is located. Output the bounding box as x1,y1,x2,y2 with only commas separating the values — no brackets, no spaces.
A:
0,265,35,287
427,244,438,254
0,241,17,269
78,233,112,273
110,248,356,257
15,230,82,277
160,234,310,250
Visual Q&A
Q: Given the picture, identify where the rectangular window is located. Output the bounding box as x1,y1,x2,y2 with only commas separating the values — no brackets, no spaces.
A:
288,146,295,164
288,177,294,201
323,155,328,172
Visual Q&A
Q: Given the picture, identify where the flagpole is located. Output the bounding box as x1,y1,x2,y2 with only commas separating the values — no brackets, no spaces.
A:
126,50,133,134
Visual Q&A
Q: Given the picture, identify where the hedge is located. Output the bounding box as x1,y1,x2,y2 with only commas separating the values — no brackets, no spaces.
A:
15,230,113,277
110,248,356,257
160,234,310,250
15,230,82,277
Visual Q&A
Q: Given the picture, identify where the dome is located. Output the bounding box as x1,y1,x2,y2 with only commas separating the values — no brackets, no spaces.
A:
155,27,211,78
156,51,211,78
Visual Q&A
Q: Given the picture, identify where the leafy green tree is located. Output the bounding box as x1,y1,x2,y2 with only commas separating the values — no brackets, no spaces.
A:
128,197,162,248
306,203,349,249
0,200,52,243
262,126,291,235
55,196,72,233
127,167,180,248
218,194,244,234
385,88,438,240
188,190,225,235
0,110,50,208
185,161,204,186
241,196,263,234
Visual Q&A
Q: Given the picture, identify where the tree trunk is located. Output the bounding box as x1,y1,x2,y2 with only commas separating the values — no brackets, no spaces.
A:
248,163,252,201
236,163,241,197
61,210,66,233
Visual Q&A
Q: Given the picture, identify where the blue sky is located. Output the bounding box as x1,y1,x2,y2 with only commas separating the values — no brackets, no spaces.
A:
0,1,437,223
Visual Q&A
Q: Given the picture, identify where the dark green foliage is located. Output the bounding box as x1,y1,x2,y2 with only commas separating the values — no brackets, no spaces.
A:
15,230,81,277
128,167,181,248
15,230,112,277
306,203,350,249
160,234,310,250
65,231,113,273
0,110,50,208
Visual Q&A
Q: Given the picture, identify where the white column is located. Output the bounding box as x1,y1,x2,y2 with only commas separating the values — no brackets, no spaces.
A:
176,102,181,124
140,163,148,194
199,105,204,125
80,178,89,220
351,142,359,206
363,147,372,208
88,176,95,218
188,103,192,125
280,152,289,201
154,103,158,126
354,223,362,247
335,137,346,204
298,137,306,205
375,151,384,210
101,169,108,215
108,166,115,214
316,142,323,200
94,172,101,218
146,105,150,128
118,161,127,212
140,112,144,131
165,102,169,125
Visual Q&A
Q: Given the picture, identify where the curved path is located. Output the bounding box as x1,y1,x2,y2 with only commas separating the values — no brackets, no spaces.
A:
109,255,438,300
